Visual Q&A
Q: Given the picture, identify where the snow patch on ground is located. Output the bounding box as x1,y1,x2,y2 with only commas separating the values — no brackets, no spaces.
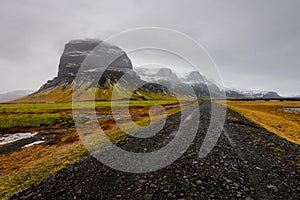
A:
283,108,300,113
22,141,45,148
0,132,38,145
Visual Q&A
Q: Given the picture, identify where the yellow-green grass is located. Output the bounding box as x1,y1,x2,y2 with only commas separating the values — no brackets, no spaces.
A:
80,102,194,153
221,100,300,145
0,100,182,114
0,100,184,129
12,83,181,103
0,114,73,129
0,141,88,199
0,100,195,199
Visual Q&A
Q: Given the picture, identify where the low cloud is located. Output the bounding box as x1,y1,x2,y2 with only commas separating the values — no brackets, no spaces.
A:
0,0,299,96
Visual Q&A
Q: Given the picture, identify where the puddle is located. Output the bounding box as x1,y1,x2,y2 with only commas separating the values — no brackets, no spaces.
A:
73,114,98,120
165,103,189,108
73,113,145,120
22,141,45,148
0,132,38,146
73,104,191,120
283,108,300,113
73,113,114,120
98,114,114,118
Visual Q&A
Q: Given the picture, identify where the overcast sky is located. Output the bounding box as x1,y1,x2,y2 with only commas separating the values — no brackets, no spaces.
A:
0,0,299,96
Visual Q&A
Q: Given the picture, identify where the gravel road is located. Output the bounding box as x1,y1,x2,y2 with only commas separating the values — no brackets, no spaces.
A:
10,101,300,200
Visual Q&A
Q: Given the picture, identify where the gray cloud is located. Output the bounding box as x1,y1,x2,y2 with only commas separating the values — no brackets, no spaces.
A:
0,0,299,96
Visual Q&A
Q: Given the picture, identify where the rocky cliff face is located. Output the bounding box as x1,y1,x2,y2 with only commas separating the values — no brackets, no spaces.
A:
16,39,173,102
40,39,133,90
15,39,282,103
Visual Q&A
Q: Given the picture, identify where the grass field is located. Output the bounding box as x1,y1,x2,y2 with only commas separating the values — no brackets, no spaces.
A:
0,99,181,113
222,100,300,145
0,99,193,199
0,141,88,199
0,114,74,129
0,100,182,129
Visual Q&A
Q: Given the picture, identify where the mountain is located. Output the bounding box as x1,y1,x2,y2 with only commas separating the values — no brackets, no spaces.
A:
135,66,283,99
285,94,300,99
262,91,282,99
40,39,132,91
12,39,282,102
0,90,34,103
225,88,282,99
135,67,225,98
135,67,179,84
14,39,173,103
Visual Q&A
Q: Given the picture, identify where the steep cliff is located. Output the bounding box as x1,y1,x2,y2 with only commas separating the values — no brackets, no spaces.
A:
14,39,172,102
40,39,133,91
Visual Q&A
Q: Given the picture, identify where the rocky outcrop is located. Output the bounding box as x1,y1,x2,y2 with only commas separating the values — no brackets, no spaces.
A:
17,39,174,102
40,39,133,90
21,39,283,102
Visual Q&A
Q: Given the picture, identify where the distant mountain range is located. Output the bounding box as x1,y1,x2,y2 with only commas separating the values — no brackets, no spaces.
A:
290,95,300,98
135,67,283,99
135,67,223,98
0,90,34,103
10,39,285,103
225,89,282,99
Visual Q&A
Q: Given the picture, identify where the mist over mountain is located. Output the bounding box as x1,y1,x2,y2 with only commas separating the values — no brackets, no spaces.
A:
135,66,221,98
0,90,34,102
40,39,133,91
135,66,282,99
11,39,283,103
225,89,282,99
13,39,173,103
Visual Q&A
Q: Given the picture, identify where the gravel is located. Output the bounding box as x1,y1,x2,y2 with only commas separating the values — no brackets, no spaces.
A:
10,101,299,200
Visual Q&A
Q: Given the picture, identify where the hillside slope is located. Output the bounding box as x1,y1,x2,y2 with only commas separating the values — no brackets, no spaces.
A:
13,40,174,103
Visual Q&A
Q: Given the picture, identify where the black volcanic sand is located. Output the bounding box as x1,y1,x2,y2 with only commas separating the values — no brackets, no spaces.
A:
10,101,300,200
